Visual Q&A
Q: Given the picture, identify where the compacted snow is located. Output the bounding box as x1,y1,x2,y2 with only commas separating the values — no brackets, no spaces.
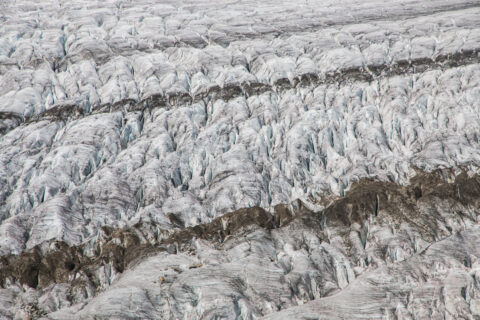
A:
0,0,480,319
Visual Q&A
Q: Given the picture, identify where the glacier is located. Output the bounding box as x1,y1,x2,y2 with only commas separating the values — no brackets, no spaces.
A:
1,0,480,319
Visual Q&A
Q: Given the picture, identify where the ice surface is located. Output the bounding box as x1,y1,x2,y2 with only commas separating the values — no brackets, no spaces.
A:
2,64,480,255
1,0,480,318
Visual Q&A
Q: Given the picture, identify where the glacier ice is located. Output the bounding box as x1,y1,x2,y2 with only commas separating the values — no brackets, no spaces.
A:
1,0,480,318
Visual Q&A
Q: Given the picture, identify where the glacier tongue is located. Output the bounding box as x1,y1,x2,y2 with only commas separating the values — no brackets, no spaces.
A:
1,0,480,319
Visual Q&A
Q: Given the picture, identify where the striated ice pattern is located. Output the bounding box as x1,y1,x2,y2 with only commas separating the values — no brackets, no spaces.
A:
1,0,480,319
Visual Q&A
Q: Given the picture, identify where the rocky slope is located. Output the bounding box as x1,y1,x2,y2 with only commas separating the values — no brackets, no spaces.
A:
1,0,480,319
